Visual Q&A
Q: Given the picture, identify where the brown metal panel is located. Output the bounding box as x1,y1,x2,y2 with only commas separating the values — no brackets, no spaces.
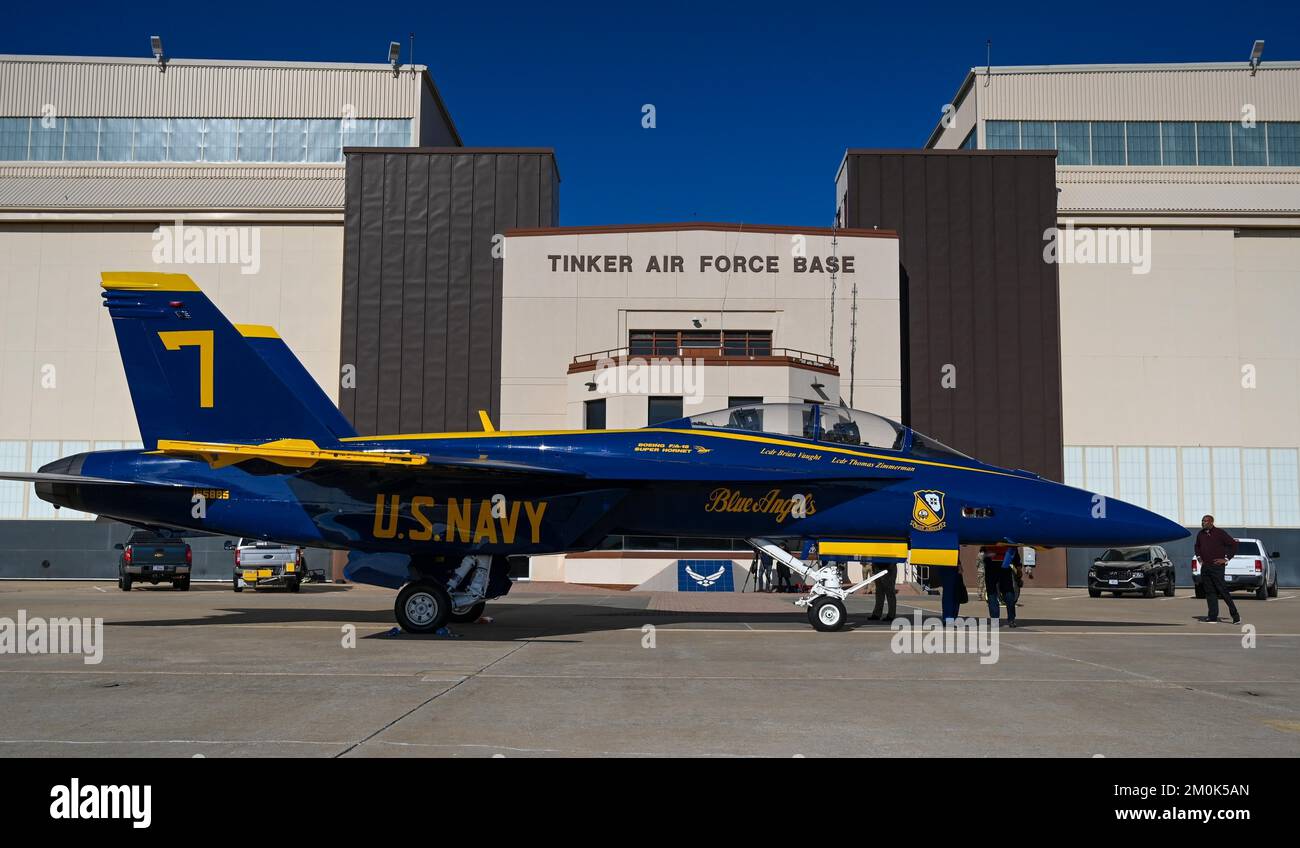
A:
353,154,387,435
340,154,363,426
491,155,521,426
842,149,1062,481
467,154,498,430
342,148,558,436
422,154,453,431
967,154,1000,462
399,154,430,434
377,154,409,435
945,156,977,442
443,155,476,432
922,154,953,442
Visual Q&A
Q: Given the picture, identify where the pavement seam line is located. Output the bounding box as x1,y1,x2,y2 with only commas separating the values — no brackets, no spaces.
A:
333,640,532,758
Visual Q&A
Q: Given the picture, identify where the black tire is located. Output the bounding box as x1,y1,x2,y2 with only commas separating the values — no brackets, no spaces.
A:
232,573,243,592
808,597,847,632
1256,581,1268,600
1194,584,1205,599
1112,591,1123,597
1142,579,1155,599
287,579,301,593
449,601,486,623
174,578,190,591
1268,578,1278,598
394,581,452,634
119,573,131,592
1088,587,1101,598
1163,574,1176,597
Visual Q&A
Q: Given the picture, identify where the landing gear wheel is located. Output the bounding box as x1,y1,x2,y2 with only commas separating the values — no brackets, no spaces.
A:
808,597,847,632
449,601,486,623
395,581,452,634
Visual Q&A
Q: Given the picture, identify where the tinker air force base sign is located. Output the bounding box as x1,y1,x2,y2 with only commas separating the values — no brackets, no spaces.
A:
545,252,856,275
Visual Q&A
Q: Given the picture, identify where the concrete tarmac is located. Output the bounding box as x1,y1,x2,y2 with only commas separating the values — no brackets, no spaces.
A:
0,580,1297,757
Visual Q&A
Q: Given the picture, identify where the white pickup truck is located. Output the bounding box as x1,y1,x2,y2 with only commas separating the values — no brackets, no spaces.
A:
226,538,305,592
1193,537,1280,600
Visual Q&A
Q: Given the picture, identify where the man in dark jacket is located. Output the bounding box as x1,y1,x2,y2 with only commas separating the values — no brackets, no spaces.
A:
1195,514,1240,624
867,560,897,621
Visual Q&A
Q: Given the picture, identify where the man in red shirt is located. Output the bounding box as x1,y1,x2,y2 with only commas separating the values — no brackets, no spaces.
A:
1194,514,1241,624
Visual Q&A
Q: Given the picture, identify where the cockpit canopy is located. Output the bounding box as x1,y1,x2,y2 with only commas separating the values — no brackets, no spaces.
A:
683,402,973,462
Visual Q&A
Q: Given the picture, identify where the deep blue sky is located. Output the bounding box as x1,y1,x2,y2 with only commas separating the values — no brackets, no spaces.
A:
5,1,1297,226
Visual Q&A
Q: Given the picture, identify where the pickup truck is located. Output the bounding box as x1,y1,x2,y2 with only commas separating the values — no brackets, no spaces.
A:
227,538,305,592
117,531,191,591
1193,538,1280,600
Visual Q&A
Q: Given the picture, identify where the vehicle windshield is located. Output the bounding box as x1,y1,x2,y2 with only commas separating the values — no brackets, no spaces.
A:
1100,548,1151,562
683,402,972,460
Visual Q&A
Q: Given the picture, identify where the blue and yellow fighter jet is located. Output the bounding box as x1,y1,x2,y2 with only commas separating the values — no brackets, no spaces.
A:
1,272,1188,633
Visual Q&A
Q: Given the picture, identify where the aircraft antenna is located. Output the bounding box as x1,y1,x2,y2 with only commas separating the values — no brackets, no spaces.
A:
828,227,837,366
849,244,858,408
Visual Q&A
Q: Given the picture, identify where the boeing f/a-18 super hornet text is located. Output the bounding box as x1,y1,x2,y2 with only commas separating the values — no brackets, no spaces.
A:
1,273,1188,633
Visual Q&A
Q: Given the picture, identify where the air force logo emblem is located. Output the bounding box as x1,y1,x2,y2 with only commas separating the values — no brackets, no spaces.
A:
685,564,726,587
911,489,947,532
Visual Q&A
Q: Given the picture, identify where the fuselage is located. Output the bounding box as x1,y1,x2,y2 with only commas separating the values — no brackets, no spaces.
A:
38,422,1188,558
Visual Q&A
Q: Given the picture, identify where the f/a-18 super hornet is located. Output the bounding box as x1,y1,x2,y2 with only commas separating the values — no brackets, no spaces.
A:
1,273,1187,633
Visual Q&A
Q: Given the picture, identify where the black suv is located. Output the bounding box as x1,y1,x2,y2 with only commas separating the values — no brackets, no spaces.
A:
1088,545,1176,598
117,531,192,591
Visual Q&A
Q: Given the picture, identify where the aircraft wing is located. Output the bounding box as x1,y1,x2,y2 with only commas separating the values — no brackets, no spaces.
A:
0,471,188,487
154,438,586,478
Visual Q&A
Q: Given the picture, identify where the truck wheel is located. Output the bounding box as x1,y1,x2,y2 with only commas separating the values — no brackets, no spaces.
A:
449,601,486,623
1256,581,1268,600
1088,587,1101,598
232,574,243,593
808,597,847,632
174,578,190,591
1268,579,1278,598
119,573,132,592
287,579,300,593
395,582,452,634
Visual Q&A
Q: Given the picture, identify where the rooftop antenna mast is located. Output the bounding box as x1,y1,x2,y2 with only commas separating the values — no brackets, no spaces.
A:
984,39,991,87
828,225,837,369
848,237,858,409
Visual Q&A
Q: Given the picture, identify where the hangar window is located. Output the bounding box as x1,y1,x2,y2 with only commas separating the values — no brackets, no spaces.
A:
975,120,1300,167
0,116,414,163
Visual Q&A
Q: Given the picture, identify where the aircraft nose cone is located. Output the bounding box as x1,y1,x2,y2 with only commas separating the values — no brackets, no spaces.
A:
1104,498,1189,545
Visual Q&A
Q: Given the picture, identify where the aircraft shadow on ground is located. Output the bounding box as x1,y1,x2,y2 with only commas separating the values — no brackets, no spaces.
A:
107,601,1182,641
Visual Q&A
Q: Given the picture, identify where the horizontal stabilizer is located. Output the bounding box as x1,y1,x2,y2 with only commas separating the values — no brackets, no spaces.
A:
0,471,186,488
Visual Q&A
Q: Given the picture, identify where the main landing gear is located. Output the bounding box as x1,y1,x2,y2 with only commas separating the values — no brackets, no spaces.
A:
393,554,506,634
749,538,891,632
